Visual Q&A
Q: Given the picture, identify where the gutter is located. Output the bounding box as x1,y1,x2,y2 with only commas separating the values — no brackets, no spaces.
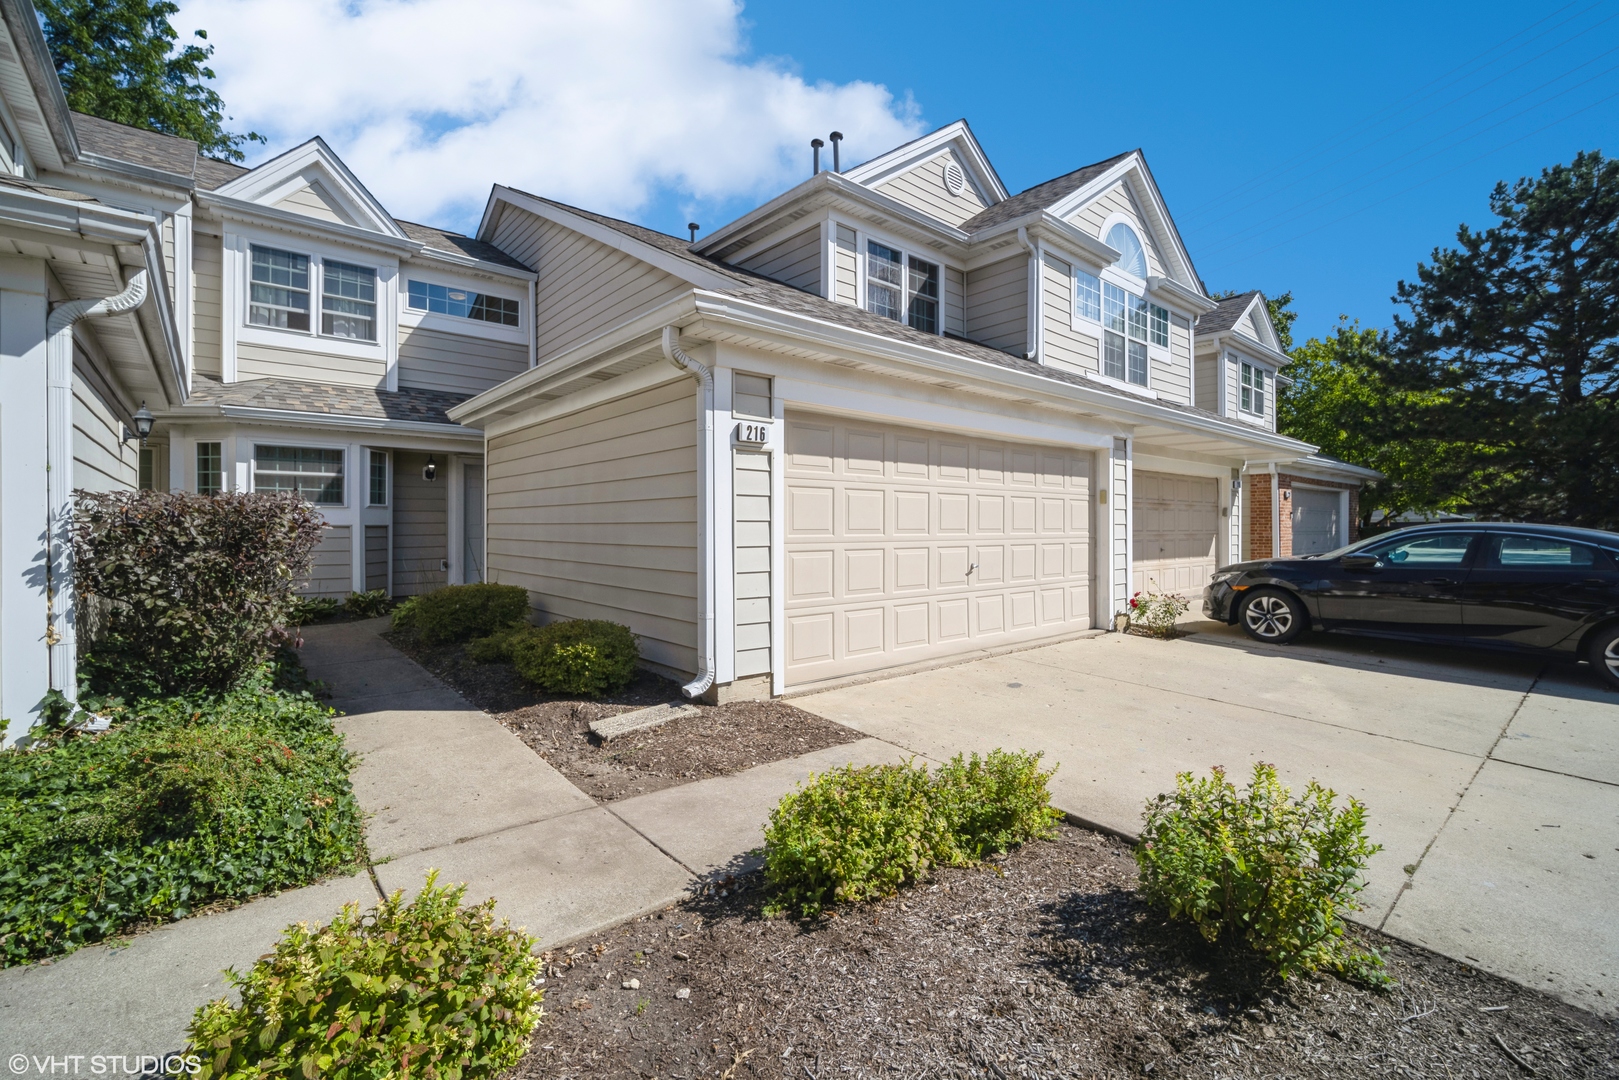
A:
661,326,716,700
46,269,150,699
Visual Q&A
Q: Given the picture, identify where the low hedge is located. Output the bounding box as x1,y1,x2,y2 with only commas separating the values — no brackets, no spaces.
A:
509,620,639,697
1135,763,1387,983
188,873,542,1080
394,583,529,644
0,671,363,965
762,750,1059,918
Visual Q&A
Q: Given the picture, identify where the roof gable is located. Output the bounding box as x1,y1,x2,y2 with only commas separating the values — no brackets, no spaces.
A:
214,138,406,239
1043,151,1201,292
843,120,1009,205
1199,290,1283,354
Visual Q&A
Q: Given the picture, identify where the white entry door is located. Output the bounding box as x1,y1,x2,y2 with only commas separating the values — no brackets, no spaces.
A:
783,413,1093,687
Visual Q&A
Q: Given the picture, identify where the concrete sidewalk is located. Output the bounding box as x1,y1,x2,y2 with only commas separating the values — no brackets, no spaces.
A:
793,619,1619,1017
1,618,899,1071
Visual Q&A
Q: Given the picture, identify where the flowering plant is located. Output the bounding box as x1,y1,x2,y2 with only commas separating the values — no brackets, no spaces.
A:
1126,583,1189,638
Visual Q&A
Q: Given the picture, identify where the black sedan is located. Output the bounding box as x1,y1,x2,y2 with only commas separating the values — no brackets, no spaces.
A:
1202,522,1619,689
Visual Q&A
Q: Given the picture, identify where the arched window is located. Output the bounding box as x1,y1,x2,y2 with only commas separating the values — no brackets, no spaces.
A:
1105,222,1147,279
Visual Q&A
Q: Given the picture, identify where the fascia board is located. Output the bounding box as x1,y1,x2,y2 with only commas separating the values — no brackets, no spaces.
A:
407,245,537,282
0,186,154,249
1150,275,1219,314
213,138,407,240
71,153,195,193
0,0,76,168
484,187,738,292
688,291,1315,456
1214,329,1292,369
448,291,700,425
205,405,482,439
1295,454,1383,482
694,174,832,255
196,192,422,256
841,120,1009,201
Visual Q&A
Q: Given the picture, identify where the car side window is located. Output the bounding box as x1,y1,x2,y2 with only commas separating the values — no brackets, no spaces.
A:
1365,533,1477,566
1492,534,1607,568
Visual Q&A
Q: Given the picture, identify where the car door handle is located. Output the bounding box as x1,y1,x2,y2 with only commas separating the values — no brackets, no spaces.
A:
1422,578,1457,586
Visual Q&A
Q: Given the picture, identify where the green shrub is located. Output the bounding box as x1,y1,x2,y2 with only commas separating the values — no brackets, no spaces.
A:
1135,762,1387,983
390,594,421,631
406,584,530,645
188,873,542,1080
74,490,325,696
933,749,1062,859
0,673,362,964
762,751,1060,918
342,589,393,620
289,595,341,625
509,620,638,697
466,624,535,664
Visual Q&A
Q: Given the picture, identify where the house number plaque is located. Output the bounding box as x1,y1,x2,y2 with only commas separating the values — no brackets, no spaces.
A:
734,421,771,445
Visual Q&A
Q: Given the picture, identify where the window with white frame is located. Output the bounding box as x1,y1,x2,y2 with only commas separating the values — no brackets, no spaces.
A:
322,260,378,341
249,246,310,331
1099,281,1149,386
255,444,344,505
1240,362,1267,415
196,441,223,495
1105,222,1148,279
866,241,940,334
1075,268,1101,321
368,450,388,506
407,280,520,326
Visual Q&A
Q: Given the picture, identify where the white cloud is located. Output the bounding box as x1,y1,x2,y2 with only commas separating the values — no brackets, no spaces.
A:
177,0,924,228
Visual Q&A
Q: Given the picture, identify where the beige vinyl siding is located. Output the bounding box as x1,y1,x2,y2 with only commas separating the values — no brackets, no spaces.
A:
72,372,136,493
1040,252,1098,374
274,183,351,225
486,377,698,676
397,324,527,394
872,150,989,227
236,341,387,387
1066,181,1166,279
734,449,771,678
1226,356,1241,417
1241,307,1266,341
1151,313,1193,405
1194,350,1219,412
365,525,389,592
736,227,820,294
161,214,176,297
489,212,691,362
193,230,223,377
301,525,353,597
393,451,448,596
833,224,858,304
944,266,965,335
965,254,1028,355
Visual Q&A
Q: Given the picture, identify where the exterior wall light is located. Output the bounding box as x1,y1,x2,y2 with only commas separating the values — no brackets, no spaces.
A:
423,455,438,482
122,402,155,447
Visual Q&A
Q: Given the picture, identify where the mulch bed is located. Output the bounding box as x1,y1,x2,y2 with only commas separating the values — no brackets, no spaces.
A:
385,632,860,802
519,823,1617,1080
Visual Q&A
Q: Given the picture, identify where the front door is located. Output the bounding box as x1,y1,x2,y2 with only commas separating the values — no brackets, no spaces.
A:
463,463,485,584
1462,533,1619,648
1316,531,1478,633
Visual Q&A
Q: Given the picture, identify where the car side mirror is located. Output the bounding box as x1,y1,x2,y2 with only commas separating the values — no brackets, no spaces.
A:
1340,554,1379,571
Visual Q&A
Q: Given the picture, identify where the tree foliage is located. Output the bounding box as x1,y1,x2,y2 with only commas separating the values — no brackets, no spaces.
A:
1383,150,1619,530
38,0,262,160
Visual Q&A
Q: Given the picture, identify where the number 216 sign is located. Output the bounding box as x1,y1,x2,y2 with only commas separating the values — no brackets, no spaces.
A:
735,421,771,445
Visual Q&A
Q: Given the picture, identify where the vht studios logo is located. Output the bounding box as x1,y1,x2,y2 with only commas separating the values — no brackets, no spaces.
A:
9,1056,203,1076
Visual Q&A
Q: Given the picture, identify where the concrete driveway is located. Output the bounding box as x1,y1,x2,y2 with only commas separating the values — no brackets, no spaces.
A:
792,619,1619,1016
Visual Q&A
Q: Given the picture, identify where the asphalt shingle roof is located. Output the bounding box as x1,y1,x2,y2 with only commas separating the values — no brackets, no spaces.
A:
958,152,1131,234
397,220,532,271
186,376,470,426
72,112,197,176
1197,291,1262,335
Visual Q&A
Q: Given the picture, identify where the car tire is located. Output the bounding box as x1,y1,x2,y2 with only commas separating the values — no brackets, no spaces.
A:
1590,624,1619,691
1238,588,1307,645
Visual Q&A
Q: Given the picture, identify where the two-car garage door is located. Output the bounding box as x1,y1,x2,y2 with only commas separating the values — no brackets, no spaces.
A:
784,414,1094,687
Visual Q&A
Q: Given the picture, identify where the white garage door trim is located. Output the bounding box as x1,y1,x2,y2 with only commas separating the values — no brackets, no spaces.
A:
1131,470,1219,597
783,412,1095,688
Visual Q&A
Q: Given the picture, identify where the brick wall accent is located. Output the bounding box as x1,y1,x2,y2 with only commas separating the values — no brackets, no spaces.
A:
1246,471,1364,557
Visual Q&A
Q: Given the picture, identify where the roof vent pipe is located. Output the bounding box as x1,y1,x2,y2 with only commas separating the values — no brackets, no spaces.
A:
810,137,824,175
829,131,843,172
687,222,700,243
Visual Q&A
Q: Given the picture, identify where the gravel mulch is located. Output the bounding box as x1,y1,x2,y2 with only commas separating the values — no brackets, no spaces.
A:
386,632,860,802
519,823,1617,1080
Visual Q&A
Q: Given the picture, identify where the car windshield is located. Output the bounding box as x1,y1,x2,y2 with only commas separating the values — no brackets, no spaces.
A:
1307,529,1476,561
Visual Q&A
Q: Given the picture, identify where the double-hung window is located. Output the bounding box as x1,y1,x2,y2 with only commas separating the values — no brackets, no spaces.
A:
1100,282,1149,386
322,260,378,341
866,241,941,334
1240,362,1267,415
249,246,310,331
255,445,344,505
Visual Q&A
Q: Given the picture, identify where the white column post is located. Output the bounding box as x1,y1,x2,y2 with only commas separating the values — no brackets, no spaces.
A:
0,259,50,740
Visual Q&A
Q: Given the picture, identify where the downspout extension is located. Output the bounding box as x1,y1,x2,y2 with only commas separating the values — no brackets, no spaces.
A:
45,269,151,696
661,325,716,700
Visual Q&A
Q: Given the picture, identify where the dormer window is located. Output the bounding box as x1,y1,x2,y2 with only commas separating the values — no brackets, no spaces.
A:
866,241,940,334
249,246,310,331
322,260,378,341
1240,362,1267,415
247,245,379,342
1077,262,1170,390
1105,223,1148,279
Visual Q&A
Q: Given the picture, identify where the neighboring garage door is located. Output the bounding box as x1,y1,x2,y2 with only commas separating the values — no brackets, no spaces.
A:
1132,471,1218,595
1291,486,1344,555
784,413,1093,687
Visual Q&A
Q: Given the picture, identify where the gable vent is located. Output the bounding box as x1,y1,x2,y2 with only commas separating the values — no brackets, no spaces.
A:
943,161,966,197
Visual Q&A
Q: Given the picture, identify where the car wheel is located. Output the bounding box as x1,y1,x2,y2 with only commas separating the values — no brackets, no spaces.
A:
1590,624,1619,691
1239,589,1307,645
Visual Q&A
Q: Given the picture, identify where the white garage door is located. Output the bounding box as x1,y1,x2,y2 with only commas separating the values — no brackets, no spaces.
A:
784,413,1093,687
1132,471,1219,596
1291,486,1344,555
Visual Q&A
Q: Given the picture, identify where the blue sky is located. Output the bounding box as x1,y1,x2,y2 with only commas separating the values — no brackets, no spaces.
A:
638,0,1619,344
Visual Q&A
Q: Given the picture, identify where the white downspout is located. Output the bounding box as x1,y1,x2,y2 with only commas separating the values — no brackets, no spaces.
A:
661,325,716,700
1016,226,1040,362
45,269,151,696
